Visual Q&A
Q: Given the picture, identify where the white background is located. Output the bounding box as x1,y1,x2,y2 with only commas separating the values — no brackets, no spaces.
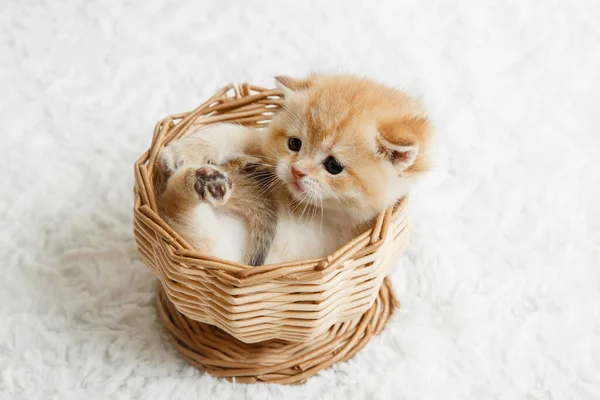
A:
1,1,599,399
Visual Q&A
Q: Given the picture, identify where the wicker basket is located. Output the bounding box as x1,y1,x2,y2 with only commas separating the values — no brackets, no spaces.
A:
133,83,410,384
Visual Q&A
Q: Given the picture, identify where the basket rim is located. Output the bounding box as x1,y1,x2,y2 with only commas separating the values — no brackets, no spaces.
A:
133,82,409,279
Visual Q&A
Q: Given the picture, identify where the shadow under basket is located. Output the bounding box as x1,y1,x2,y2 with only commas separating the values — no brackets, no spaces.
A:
133,83,410,384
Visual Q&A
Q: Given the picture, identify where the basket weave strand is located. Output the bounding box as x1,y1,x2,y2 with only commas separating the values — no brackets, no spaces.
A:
133,83,409,383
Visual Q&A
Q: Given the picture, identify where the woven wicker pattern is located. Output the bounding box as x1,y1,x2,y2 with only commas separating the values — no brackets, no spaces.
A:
157,276,399,385
133,83,410,345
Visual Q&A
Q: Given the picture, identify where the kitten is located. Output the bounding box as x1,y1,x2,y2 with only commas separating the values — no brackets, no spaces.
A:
155,74,430,265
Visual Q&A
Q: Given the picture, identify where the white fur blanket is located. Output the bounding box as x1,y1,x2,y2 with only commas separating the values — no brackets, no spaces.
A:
1,0,599,398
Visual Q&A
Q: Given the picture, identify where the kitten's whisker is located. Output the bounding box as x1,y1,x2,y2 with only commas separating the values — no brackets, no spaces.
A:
257,182,284,199
256,144,283,162
263,183,285,198
299,199,310,221
295,192,311,221
319,195,324,233
256,175,280,191
307,195,315,225
330,191,344,206
290,194,306,215
299,191,318,222
251,172,284,198
310,198,319,228
253,154,280,163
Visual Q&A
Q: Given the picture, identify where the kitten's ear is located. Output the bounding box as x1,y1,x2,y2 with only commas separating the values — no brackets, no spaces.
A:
275,76,311,95
378,139,419,171
378,117,429,173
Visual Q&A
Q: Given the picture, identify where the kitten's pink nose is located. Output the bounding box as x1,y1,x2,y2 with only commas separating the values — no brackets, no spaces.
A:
291,166,306,180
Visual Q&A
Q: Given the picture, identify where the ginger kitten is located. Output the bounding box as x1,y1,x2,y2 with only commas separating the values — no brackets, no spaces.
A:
154,74,431,265
267,74,429,225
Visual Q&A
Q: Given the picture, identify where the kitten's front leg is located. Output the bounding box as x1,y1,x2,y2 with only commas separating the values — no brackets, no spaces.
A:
159,143,217,174
161,123,261,171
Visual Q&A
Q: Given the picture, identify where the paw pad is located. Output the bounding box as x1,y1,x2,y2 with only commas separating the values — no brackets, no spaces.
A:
193,166,232,204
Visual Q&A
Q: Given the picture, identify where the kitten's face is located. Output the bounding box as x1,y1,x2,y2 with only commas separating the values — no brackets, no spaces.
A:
265,74,430,221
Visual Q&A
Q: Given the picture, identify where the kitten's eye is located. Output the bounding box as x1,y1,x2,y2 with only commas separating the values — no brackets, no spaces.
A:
288,137,302,152
324,156,344,175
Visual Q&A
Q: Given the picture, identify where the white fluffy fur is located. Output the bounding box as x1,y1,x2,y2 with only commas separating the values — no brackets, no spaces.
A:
189,203,246,263
1,1,599,399
264,212,344,265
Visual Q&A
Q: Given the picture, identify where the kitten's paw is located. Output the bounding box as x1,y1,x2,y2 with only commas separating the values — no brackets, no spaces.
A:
193,165,232,205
